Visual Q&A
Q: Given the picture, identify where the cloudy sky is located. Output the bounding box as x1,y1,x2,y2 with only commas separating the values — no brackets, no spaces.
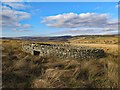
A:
1,1,118,37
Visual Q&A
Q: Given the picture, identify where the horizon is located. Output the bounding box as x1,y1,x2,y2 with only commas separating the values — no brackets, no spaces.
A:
1,34,120,38
1,2,118,37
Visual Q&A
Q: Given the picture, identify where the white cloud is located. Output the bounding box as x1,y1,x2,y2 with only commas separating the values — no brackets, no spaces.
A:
42,12,117,31
4,2,27,9
22,24,31,28
15,23,31,28
51,27,118,36
1,2,31,31
103,28,117,31
116,4,120,8
1,0,30,10
1,0,23,2
12,28,31,32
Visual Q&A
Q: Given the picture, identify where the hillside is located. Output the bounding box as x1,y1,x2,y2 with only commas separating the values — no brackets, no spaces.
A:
68,35,119,44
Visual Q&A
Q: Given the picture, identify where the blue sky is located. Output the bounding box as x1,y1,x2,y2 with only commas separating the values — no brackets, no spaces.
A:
1,2,118,37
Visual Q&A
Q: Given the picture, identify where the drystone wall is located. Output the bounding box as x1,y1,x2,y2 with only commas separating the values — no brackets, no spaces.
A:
22,43,106,59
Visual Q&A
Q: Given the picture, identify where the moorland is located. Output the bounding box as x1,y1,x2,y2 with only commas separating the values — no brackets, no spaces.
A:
1,35,119,88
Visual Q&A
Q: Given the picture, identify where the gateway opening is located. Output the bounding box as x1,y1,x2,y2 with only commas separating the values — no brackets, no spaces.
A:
33,51,40,56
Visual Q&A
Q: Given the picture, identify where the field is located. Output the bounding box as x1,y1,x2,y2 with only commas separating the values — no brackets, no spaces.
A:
1,35,119,88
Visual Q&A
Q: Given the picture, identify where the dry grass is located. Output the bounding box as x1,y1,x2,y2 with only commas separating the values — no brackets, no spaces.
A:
69,36,119,44
2,38,119,88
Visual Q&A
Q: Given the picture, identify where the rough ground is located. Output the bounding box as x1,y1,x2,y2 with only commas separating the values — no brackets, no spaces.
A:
2,35,119,88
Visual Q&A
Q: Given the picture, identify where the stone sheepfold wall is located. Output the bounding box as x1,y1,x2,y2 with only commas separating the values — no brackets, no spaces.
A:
22,43,106,59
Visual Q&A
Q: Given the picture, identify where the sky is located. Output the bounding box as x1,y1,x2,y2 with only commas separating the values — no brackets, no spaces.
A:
1,1,119,37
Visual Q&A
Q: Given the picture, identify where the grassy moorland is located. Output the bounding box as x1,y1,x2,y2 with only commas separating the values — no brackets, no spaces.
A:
1,35,119,88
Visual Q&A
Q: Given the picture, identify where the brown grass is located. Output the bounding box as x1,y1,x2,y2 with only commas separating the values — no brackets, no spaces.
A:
2,38,119,88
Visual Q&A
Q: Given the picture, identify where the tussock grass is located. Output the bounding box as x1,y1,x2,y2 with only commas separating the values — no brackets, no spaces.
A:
2,39,119,88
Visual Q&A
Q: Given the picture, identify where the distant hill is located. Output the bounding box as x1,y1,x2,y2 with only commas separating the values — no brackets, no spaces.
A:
1,35,73,42
1,34,119,42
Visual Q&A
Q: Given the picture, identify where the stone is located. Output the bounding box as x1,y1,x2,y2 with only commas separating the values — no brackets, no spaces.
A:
22,43,106,59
